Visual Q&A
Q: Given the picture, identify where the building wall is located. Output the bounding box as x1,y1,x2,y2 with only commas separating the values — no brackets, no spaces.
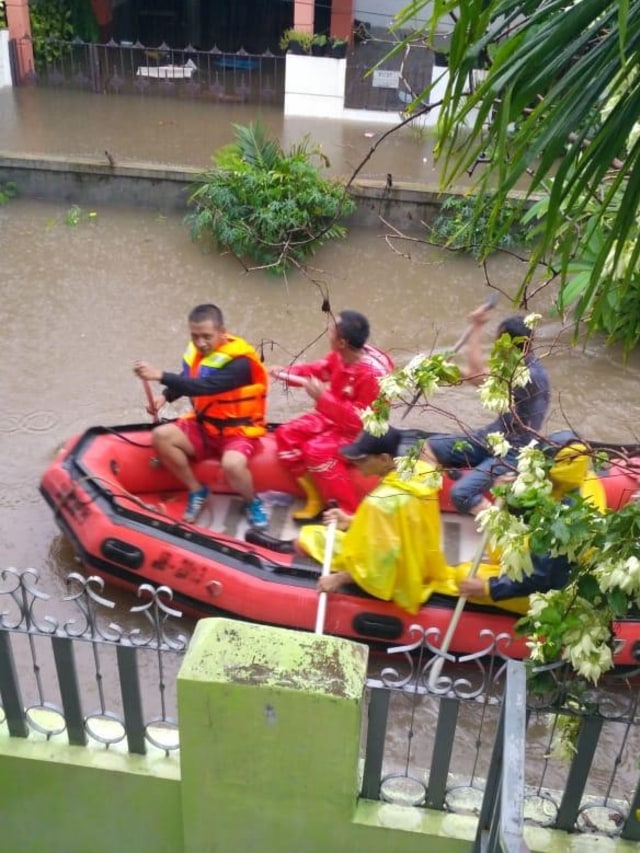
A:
0,28,11,87
0,151,456,231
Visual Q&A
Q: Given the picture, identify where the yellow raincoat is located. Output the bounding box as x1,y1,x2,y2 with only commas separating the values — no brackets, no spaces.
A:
299,444,606,617
298,461,458,614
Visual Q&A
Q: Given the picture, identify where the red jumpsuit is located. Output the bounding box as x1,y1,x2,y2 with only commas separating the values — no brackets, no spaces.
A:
275,344,394,513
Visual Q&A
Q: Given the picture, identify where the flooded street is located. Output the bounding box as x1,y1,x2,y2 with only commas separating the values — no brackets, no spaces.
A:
0,86,451,186
2,95,640,820
2,190,640,614
3,196,640,586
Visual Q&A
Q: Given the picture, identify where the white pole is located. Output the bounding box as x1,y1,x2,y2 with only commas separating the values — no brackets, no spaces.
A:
314,517,338,635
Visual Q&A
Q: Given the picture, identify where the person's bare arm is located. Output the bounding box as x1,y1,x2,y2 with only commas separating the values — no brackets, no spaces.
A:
317,571,351,593
461,304,493,385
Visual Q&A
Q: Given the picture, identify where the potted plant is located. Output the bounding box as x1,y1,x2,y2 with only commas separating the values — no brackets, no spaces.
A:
329,36,348,59
279,28,313,55
311,33,327,56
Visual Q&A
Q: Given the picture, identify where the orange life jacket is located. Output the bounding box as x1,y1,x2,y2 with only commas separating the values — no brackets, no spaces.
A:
183,335,267,438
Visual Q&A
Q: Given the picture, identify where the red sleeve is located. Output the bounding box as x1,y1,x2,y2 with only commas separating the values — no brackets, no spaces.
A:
315,365,382,431
287,356,332,381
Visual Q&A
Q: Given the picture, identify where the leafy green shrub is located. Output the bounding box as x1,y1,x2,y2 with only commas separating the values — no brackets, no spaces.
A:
279,28,313,53
29,0,74,70
0,181,17,204
0,0,6,28
429,194,533,258
186,122,356,275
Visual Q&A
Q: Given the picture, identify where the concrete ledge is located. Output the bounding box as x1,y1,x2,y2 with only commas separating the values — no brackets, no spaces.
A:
0,151,201,212
0,151,453,230
0,151,538,232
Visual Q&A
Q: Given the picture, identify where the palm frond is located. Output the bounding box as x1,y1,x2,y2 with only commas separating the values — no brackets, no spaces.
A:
412,0,640,348
230,121,282,171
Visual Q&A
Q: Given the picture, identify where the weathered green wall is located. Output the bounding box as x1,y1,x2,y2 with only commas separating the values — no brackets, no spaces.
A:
177,619,472,853
0,152,452,229
0,736,181,852
0,618,637,853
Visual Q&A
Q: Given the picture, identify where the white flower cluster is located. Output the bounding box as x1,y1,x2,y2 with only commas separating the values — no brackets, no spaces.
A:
395,455,443,489
478,361,531,413
485,431,511,458
361,353,459,435
510,441,552,498
477,504,533,580
562,617,613,684
378,371,411,400
359,407,390,436
527,590,614,682
596,555,640,604
524,313,542,330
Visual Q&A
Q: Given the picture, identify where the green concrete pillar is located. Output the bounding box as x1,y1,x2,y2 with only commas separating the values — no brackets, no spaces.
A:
178,618,368,853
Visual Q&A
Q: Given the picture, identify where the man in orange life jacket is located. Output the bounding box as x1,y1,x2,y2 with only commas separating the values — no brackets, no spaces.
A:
133,303,269,528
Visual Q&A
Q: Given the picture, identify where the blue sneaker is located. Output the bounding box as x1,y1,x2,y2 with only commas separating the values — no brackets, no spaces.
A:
183,486,210,523
246,496,268,529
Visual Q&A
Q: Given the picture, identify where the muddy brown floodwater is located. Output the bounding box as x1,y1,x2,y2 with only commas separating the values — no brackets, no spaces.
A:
3,191,640,815
3,196,640,591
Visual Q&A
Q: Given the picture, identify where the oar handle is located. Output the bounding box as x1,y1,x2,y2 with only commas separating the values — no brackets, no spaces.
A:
428,521,493,688
142,379,159,424
314,500,339,635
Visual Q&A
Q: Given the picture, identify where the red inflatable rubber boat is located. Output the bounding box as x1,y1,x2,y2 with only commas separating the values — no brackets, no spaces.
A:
39,423,640,664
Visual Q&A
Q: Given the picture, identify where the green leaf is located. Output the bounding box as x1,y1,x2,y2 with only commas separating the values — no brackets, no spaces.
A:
608,587,629,617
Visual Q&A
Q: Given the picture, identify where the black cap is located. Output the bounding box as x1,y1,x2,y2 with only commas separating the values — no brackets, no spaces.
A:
497,316,532,341
340,426,402,460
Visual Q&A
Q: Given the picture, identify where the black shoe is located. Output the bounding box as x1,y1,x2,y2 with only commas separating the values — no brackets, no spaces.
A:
245,529,296,554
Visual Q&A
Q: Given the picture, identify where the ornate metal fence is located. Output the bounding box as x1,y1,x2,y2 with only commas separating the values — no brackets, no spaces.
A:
362,625,640,844
9,37,284,106
2,568,640,846
0,568,187,755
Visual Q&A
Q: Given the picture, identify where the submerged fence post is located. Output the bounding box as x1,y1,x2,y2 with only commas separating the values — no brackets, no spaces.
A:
177,618,369,853
474,659,529,853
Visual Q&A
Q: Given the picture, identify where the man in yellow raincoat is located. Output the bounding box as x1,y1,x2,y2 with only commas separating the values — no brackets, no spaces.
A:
298,426,457,614
457,437,606,609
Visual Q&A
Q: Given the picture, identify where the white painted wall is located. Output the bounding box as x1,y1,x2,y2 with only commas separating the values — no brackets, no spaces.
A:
284,54,347,118
284,53,443,126
0,29,12,88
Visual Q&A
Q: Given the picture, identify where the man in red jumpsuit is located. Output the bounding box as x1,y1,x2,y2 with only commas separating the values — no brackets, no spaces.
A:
270,310,393,518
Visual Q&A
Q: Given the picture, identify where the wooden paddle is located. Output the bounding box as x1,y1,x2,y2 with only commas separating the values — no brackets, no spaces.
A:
427,501,501,690
142,379,160,424
314,501,339,635
401,292,499,420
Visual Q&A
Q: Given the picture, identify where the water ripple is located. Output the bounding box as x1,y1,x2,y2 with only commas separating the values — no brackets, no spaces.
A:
0,411,60,433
